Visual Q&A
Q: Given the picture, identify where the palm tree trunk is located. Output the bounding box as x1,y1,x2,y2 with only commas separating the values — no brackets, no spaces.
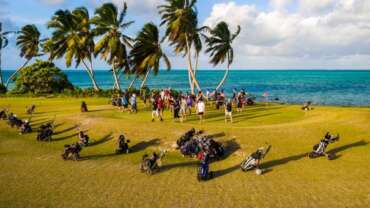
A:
192,52,199,92
112,64,121,91
185,35,201,93
188,70,194,94
140,69,151,89
215,64,230,91
0,48,3,84
5,59,31,87
82,60,100,91
128,76,137,90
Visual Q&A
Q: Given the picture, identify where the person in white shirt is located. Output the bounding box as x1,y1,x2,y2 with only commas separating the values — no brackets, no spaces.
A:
196,98,205,123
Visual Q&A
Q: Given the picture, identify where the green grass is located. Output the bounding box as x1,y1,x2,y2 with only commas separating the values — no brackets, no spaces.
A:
0,97,369,207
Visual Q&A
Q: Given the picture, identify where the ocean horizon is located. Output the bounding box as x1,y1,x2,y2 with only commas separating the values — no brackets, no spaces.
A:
2,70,370,107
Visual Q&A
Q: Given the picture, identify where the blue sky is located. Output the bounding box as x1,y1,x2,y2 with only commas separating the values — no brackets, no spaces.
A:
1,0,370,70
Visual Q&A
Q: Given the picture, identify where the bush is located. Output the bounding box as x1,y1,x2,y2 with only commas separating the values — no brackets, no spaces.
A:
11,60,74,94
0,83,7,94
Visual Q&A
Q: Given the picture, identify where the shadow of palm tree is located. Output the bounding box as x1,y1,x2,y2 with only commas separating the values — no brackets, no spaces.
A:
213,164,240,179
88,133,114,147
53,125,78,135
130,139,161,153
327,140,368,160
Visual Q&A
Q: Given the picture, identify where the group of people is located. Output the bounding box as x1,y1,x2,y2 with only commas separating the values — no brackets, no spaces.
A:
111,91,138,113
109,88,256,123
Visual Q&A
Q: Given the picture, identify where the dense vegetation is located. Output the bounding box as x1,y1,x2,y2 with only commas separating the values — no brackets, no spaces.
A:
11,60,73,94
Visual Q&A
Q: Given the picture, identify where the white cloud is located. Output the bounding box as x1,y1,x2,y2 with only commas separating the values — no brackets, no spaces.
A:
203,0,370,69
37,0,65,5
111,0,163,16
269,0,292,11
299,0,336,15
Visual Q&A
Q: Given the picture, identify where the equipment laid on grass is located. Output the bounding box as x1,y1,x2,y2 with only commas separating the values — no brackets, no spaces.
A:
309,132,339,160
62,143,82,161
116,135,130,154
37,123,54,142
140,150,166,175
241,144,271,174
177,128,224,160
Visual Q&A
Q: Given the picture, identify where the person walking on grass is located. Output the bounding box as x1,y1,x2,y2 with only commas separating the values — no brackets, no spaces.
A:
157,97,164,122
225,99,233,123
130,93,137,113
196,98,206,124
180,96,187,123
186,94,193,115
151,97,158,122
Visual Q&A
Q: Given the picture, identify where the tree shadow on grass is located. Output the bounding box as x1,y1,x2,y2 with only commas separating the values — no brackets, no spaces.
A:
327,140,368,160
88,133,114,147
213,164,240,179
130,138,161,153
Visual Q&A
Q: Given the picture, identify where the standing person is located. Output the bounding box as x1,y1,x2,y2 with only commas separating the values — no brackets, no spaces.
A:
151,97,158,122
157,97,164,121
173,97,180,121
180,96,187,123
130,93,137,113
186,94,193,115
196,98,206,124
225,99,233,123
237,92,243,112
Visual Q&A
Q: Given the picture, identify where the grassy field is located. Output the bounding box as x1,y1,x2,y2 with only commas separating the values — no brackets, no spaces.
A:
0,97,369,208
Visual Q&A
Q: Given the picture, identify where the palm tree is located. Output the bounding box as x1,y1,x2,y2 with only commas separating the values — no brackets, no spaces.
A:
0,22,17,85
158,0,202,94
46,8,100,91
5,24,41,87
91,2,134,91
129,23,171,89
204,22,240,91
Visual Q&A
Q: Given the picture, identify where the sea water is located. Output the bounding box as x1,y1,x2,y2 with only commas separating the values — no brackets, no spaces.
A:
2,70,370,106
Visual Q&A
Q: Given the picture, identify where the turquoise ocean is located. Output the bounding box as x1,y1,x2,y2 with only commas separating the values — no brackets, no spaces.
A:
3,70,370,106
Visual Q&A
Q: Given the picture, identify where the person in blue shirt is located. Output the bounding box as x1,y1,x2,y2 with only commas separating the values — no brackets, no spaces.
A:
130,93,137,113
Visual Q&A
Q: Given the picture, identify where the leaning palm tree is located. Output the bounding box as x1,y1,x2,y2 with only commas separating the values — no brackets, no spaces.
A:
129,23,171,89
204,22,240,91
91,2,134,91
158,0,201,93
47,8,100,91
0,22,17,85
5,24,41,87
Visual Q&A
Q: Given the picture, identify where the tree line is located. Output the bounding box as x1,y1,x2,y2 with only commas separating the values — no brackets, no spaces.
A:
0,0,240,93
